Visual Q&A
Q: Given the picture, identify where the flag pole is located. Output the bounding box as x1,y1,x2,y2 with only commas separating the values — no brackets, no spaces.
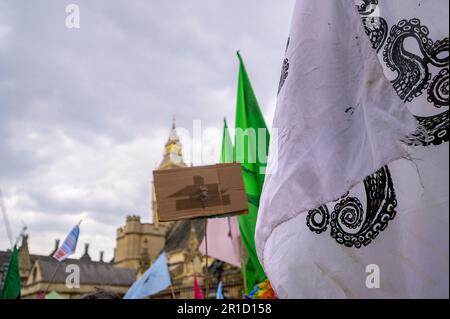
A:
168,261,176,299
240,238,248,295
170,283,176,299
44,262,61,295
204,217,209,299
44,220,81,295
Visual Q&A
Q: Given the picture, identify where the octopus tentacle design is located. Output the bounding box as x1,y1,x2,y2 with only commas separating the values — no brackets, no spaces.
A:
357,1,387,53
415,112,449,146
362,16,388,53
278,38,290,95
383,18,449,146
305,12,448,247
306,166,397,248
306,206,329,234
278,58,289,95
357,0,379,16
384,19,436,102
428,67,449,108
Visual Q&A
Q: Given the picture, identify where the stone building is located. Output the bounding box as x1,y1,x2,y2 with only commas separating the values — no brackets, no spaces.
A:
114,215,166,270
0,119,243,299
114,119,244,298
0,236,136,299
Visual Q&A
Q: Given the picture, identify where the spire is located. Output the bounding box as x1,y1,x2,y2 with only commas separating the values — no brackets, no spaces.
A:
19,234,32,273
153,117,187,224
167,114,180,145
160,116,185,168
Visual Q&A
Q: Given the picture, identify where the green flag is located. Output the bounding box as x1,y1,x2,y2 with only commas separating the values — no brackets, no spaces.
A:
45,291,65,299
234,51,269,293
221,118,234,164
1,246,21,299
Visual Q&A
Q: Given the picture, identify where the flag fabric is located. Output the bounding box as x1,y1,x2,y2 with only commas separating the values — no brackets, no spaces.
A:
216,281,224,299
199,216,241,267
53,224,80,262
45,291,65,299
199,118,242,268
36,292,45,299
220,118,234,164
124,252,171,299
194,275,204,299
234,52,269,293
0,246,20,299
256,0,448,298
245,280,277,299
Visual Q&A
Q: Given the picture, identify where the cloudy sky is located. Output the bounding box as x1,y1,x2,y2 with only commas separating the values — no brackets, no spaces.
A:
0,0,295,261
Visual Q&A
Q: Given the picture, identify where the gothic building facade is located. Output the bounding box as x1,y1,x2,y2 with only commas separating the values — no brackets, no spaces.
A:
115,119,244,298
0,119,243,299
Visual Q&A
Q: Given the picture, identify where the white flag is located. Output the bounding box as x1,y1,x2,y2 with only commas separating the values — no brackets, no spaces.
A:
257,0,449,298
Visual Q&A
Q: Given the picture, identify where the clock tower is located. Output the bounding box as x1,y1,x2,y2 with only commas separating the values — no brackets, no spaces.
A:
152,117,187,226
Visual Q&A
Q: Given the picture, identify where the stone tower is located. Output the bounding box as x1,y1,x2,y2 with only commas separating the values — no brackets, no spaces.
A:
115,118,187,270
18,234,32,282
114,215,166,269
151,116,187,227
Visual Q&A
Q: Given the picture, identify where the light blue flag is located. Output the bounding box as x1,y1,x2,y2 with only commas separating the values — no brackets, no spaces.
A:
216,281,224,299
124,252,171,299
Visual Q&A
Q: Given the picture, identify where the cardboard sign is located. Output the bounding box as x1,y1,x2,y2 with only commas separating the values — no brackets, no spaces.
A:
153,163,248,221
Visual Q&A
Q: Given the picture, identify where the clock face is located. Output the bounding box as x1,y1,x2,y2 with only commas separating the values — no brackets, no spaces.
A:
167,143,181,155
170,153,182,164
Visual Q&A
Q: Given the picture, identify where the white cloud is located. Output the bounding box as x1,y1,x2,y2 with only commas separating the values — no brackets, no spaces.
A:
0,0,295,260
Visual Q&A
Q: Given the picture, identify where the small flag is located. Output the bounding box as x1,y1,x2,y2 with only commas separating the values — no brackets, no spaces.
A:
194,275,204,299
45,291,65,299
245,280,277,299
0,246,21,299
199,216,241,267
36,292,45,299
53,223,80,262
124,252,171,299
216,281,224,299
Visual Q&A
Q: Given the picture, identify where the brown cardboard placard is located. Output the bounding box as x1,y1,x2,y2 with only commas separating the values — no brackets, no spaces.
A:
153,163,248,222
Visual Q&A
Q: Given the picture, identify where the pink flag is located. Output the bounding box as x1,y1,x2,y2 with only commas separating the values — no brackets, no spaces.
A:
199,216,241,267
194,275,204,299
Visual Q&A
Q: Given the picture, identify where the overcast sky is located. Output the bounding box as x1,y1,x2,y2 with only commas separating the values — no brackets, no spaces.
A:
0,0,295,261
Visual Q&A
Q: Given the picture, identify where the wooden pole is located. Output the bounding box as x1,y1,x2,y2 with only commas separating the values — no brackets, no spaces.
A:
204,217,209,299
44,262,61,295
240,239,248,295
170,283,176,299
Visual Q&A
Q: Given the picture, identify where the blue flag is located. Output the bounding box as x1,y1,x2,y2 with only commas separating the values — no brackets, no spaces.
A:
124,252,171,299
216,281,224,299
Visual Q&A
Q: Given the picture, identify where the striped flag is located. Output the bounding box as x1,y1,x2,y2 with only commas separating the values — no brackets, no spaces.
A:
53,223,80,262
